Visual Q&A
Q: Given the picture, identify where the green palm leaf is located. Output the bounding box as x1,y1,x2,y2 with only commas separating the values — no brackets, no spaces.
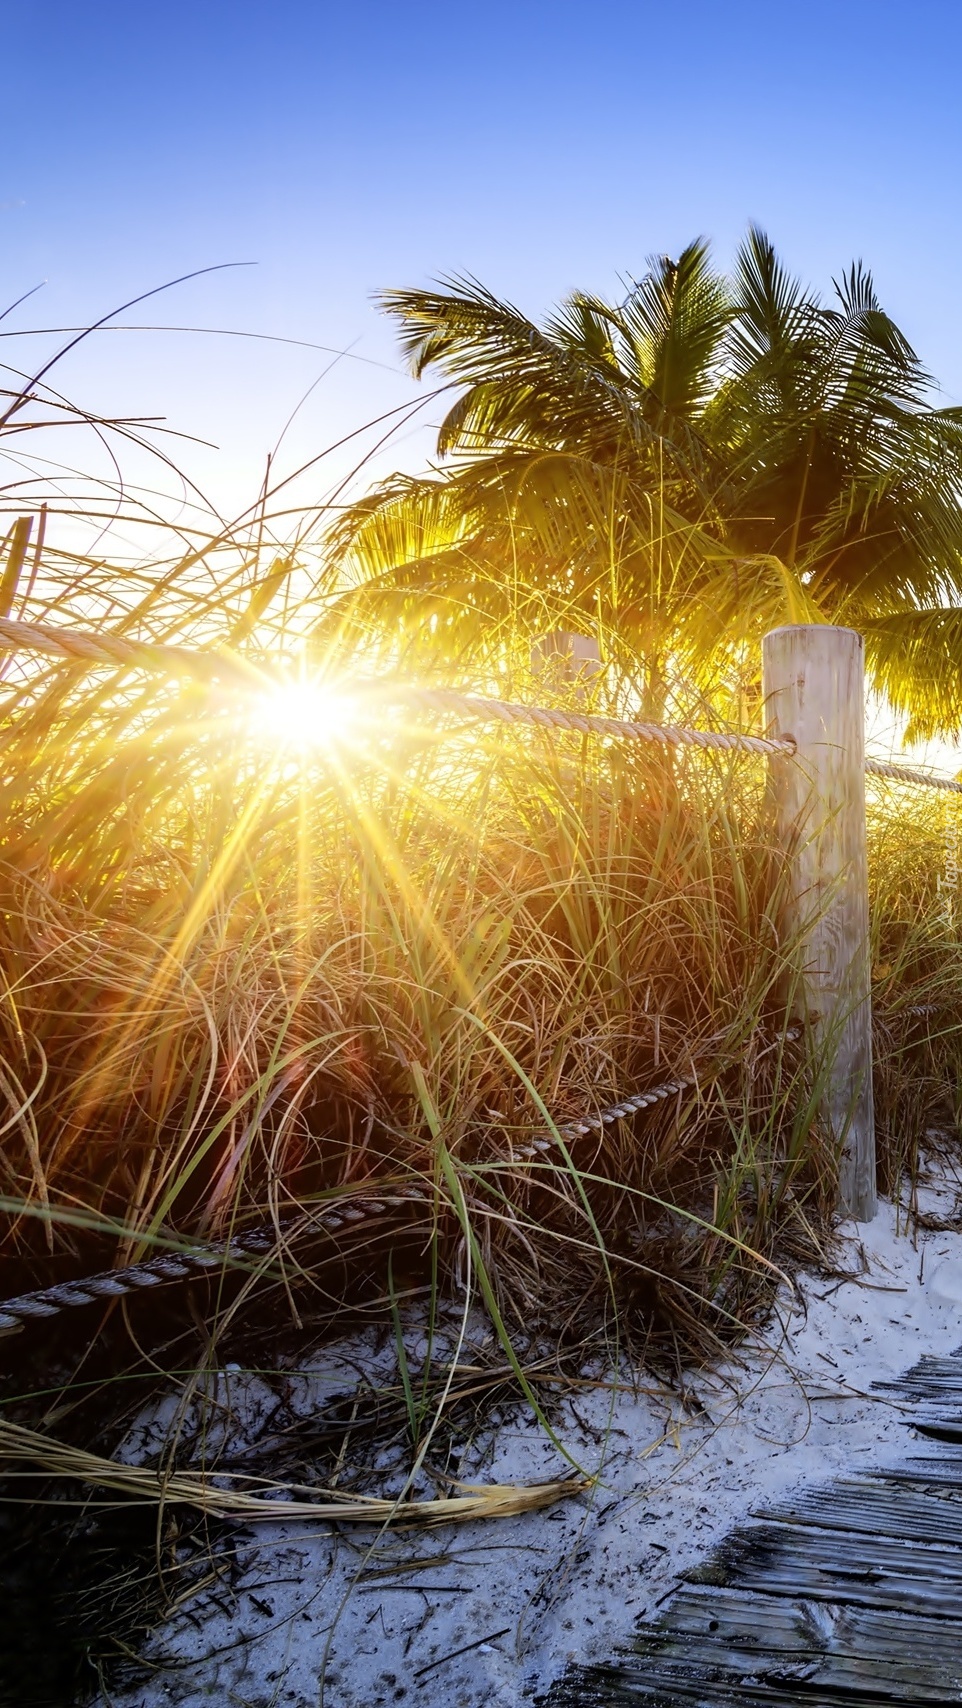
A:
327,229,962,737
864,606,962,739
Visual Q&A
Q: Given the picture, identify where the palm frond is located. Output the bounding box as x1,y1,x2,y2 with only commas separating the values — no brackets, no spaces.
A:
378,278,642,461
346,232,962,708
617,239,731,417
726,224,819,382
863,605,962,738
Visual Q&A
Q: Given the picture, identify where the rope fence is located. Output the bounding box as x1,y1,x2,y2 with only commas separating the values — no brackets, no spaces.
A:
0,1198,423,1335
0,614,959,1324
398,686,796,756
0,616,795,756
0,1026,804,1336
865,756,962,795
0,614,958,792
0,615,263,688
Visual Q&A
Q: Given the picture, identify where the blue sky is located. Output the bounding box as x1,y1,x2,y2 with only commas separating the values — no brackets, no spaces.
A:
5,0,962,516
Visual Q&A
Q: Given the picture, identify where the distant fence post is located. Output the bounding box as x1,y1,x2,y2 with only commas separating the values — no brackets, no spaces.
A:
762,625,876,1221
530,630,604,699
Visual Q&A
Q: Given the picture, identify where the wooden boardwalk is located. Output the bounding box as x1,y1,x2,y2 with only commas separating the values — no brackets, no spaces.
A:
545,1345,962,1705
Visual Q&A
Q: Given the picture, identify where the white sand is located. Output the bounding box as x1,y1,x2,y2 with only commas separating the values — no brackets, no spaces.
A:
101,1156,962,1708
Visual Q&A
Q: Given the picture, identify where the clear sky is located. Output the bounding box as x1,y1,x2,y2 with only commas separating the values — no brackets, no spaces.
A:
5,0,962,520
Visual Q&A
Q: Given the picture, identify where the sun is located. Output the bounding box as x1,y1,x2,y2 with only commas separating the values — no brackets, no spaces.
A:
255,680,358,752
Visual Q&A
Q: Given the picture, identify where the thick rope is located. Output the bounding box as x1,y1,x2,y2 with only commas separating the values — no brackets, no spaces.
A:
514,1076,699,1159
0,1029,802,1336
0,616,264,688
0,616,794,757
0,1191,428,1335
399,687,797,757
865,756,962,795
11,616,962,786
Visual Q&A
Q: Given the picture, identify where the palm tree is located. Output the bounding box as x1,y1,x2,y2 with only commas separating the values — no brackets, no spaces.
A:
322,230,962,735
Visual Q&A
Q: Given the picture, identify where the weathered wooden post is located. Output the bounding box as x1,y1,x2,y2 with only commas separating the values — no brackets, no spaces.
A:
530,630,604,685
762,625,876,1221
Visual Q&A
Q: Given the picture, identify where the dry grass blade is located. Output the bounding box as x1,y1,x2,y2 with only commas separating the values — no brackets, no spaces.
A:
0,1417,587,1525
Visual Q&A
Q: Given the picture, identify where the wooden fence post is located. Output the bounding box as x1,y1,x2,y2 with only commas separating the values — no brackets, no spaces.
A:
762,624,876,1221
530,630,604,686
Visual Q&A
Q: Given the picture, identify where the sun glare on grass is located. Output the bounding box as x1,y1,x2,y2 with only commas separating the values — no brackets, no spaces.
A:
257,680,359,752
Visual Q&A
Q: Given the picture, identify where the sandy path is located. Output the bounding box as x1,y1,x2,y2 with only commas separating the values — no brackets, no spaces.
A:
100,1157,962,1708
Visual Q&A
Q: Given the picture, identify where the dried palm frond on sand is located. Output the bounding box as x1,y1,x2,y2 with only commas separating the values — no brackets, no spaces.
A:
0,1416,588,1525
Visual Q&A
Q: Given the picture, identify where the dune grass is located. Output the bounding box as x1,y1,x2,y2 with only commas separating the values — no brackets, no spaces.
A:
0,337,957,1478
0,367,958,1384
2,329,962,1703
0,649,815,1348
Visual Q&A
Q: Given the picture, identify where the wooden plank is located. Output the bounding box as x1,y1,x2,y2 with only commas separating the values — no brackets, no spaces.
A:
762,625,875,1219
617,1587,962,1700
543,1338,962,1706
688,1520,962,1617
883,1455,962,1483
876,1355,962,1398
761,1474,962,1545
545,1579,962,1703
545,1668,954,1706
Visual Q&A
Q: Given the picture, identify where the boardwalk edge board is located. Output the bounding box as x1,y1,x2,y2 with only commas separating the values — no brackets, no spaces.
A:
542,1341,962,1706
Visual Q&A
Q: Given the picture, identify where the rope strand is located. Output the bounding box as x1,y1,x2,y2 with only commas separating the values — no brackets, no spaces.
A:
0,1027,802,1336
398,687,796,757
865,757,962,795
0,616,265,688
4,615,962,789
0,617,793,755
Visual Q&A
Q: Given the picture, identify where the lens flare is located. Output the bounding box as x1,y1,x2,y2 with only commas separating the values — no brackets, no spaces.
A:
257,680,357,751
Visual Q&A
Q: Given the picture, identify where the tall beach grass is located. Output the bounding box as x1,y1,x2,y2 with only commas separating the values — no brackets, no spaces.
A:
1,329,962,1700
0,340,959,1377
